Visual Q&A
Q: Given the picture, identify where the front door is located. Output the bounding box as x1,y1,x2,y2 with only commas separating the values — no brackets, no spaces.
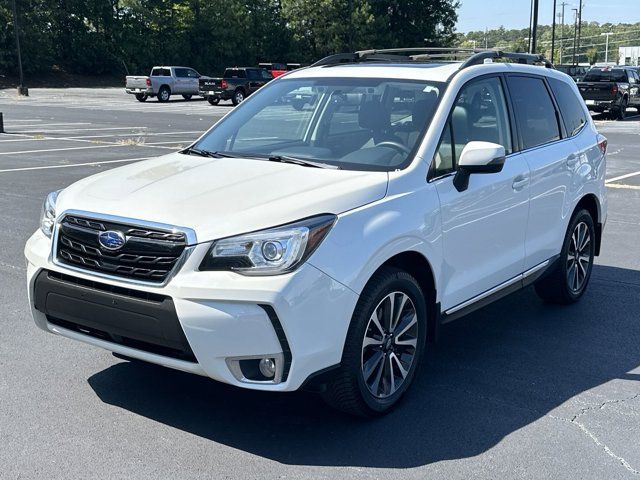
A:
431,76,530,311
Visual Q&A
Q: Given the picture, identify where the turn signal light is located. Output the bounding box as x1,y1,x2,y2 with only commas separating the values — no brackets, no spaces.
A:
221,80,228,89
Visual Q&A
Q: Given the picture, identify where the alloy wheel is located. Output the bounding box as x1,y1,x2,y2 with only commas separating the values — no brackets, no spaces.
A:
361,291,418,399
235,91,244,104
567,221,591,292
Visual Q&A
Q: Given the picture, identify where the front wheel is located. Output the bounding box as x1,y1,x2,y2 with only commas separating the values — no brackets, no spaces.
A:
321,267,427,417
182,94,192,100
613,98,628,120
207,97,220,105
534,209,595,304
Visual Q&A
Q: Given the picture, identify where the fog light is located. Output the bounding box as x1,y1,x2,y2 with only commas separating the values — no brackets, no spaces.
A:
259,357,277,378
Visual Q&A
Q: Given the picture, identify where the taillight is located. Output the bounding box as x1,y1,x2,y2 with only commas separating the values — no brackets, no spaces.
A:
146,78,151,87
221,80,228,89
611,84,618,95
598,136,608,155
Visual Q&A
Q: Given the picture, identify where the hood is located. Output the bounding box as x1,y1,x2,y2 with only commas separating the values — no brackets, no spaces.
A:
56,152,388,243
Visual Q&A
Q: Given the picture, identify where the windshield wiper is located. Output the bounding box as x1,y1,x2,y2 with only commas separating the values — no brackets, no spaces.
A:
268,155,340,170
183,147,242,158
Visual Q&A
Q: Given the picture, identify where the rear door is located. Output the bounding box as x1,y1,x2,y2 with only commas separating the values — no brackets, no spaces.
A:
185,68,200,94
629,70,640,106
173,68,188,94
507,75,582,270
432,75,530,311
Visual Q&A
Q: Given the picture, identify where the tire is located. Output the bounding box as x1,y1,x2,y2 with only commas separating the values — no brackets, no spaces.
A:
207,97,220,106
135,93,148,102
534,209,595,305
321,267,427,417
157,86,171,103
182,94,192,100
232,89,245,106
614,98,628,120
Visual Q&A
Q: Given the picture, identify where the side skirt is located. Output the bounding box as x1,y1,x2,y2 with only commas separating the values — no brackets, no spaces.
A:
440,256,559,324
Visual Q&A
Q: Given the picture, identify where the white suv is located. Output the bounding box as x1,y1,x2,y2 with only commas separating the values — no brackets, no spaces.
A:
25,49,607,416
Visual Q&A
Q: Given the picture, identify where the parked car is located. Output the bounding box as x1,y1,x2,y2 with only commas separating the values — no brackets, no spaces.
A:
199,67,273,106
125,66,202,102
555,64,590,82
577,66,640,119
259,62,288,78
26,49,607,417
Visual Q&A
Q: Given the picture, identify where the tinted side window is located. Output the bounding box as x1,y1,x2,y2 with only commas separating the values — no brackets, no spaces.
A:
507,76,560,149
549,78,587,136
247,69,259,80
174,68,187,78
186,69,199,78
433,77,512,177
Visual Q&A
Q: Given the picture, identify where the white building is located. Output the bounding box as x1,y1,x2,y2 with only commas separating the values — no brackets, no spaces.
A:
619,46,640,66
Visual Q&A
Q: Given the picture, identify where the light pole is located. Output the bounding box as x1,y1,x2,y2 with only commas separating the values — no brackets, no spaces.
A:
572,8,578,65
577,0,583,62
10,0,28,96
528,0,539,54
601,32,614,64
559,2,567,63
551,0,557,63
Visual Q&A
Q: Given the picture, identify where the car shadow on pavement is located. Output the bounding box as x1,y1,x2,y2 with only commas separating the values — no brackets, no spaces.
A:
88,264,640,468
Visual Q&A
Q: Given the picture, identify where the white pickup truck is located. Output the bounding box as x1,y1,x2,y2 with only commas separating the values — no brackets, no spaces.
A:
125,66,203,102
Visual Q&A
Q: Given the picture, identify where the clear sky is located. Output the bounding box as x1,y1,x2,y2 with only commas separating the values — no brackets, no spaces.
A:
456,0,633,33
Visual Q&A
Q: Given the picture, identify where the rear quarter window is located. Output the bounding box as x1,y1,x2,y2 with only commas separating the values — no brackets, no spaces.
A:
549,78,588,136
507,76,561,150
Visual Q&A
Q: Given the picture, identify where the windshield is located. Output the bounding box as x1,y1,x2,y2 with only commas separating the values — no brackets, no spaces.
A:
191,77,443,171
583,69,628,82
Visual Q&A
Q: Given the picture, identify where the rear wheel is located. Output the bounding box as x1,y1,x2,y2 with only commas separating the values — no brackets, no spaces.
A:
232,89,245,106
135,93,148,102
534,209,595,304
207,97,220,105
321,267,427,417
613,98,628,120
182,94,192,100
157,86,171,103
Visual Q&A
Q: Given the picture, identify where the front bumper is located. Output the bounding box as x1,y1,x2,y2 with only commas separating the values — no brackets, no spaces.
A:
25,229,358,391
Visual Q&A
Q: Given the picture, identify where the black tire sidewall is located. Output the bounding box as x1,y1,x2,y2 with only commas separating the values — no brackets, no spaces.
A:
233,90,244,105
158,87,170,102
560,210,595,301
208,97,220,105
347,269,427,414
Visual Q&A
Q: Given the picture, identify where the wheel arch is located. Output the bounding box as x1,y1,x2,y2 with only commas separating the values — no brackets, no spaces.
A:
574,193,602,255
160,84,171,93
369,251,438,342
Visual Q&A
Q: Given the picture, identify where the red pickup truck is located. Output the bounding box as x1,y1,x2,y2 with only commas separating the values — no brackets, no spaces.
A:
258,63,304,78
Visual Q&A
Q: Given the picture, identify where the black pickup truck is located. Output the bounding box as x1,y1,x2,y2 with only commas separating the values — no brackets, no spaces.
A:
199,67,274,106
577,66,640,120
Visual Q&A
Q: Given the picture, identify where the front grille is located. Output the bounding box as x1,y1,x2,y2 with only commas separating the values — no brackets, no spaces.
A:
56,215,187,283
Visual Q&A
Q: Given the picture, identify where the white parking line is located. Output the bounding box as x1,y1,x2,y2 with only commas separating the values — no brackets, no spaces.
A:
605,171,640,184
0,157,150,173
18,126,149,133
5,122,92,128
0,144,135,155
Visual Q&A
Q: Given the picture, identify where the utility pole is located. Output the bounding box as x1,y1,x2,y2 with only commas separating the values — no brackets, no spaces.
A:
601,32,614,64
528,0,539,54
576,0,583,64
551,0,557,63
572,8,578,65
484,27,488,49
559,2,567,63
10,0,28,95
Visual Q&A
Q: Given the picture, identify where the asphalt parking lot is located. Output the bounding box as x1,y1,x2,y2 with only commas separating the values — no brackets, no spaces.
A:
0,88,639,480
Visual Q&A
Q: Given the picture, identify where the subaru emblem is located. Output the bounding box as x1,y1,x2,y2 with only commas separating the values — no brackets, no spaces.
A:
98,230,126,251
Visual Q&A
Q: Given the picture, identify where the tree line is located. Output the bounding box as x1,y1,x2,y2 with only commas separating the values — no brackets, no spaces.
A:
1,0,459,78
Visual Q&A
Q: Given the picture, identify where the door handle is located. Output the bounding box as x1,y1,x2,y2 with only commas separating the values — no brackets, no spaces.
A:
512,175,529,191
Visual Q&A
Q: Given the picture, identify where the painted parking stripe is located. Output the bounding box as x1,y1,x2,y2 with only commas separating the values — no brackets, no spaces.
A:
605,171,640,184
6,122,92,128
18,126,149,133
0,144,133,155
0,157,150,173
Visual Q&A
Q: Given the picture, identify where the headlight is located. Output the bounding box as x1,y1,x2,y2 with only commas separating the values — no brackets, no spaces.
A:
199,214,336,275
40,190,61,238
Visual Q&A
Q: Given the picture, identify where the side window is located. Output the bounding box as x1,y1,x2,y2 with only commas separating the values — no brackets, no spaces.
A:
247,70,259,80
549,78,588,136
187,69,199,78
507,76,560,149
174,68,187,78
432,77,512,178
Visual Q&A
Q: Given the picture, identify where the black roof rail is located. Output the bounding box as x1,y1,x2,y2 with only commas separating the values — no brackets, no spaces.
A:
310,47,554,71
459,50,554,69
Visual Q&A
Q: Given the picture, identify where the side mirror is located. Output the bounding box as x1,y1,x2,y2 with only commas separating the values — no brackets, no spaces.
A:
453,141,506,192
